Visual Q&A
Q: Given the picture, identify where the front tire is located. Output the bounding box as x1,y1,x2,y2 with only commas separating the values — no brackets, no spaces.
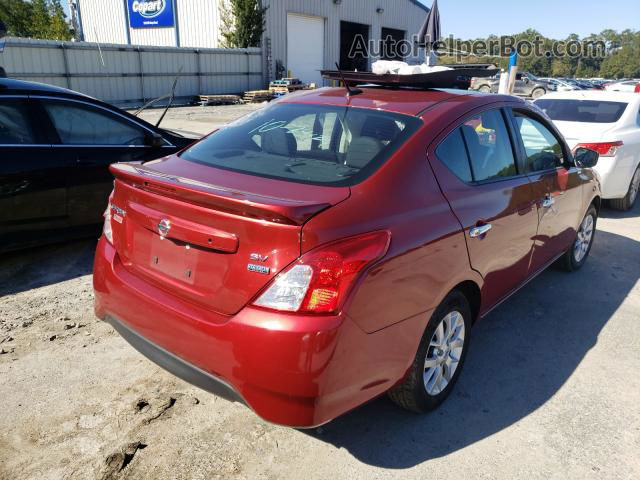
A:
388,290,471,413
609,167,640,211
561,205,597,272
478,85,491,93
531,88,546,99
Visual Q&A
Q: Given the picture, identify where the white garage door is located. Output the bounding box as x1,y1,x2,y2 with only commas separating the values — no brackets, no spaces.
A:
286,14,324,86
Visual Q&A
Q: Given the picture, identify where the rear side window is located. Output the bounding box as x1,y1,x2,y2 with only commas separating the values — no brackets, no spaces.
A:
436,128,472,182
0,99,36,144
514,113,565,172
535,99,628,123
180,103,421,187
461,110,517,182
42,100,148,146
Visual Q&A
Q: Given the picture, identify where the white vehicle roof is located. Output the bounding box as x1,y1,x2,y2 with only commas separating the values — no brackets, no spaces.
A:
538,90,640,104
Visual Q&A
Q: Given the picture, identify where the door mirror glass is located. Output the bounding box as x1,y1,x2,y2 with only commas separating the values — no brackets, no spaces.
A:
145,132,165,148
574,147,599,168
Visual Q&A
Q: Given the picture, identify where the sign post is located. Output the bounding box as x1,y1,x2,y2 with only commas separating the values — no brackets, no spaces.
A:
507,51,518,95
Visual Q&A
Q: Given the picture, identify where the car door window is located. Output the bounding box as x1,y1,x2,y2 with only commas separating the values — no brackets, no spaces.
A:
0,99,37,144
513,112,565,172
460,110,518,182
42,100,148,146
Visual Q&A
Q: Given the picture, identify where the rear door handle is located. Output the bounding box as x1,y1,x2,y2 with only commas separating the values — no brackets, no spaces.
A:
542,194,555,208
470,224,492,238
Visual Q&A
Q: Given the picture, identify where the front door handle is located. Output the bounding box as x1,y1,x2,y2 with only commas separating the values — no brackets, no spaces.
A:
542,194,555,208
470,224,493,238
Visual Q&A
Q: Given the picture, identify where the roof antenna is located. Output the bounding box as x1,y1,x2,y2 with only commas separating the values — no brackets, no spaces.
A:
335,62,363,96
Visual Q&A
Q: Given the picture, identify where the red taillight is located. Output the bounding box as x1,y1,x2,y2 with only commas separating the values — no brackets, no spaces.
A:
574,141,623,157
253,231,391,314
635,83,640,93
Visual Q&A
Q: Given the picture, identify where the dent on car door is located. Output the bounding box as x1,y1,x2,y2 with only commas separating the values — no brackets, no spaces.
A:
429,107,538,311
39,98,168,228
509,109,585,272
0,97,73,249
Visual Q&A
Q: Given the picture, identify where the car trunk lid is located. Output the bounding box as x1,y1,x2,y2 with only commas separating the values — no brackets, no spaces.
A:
108,157,349,317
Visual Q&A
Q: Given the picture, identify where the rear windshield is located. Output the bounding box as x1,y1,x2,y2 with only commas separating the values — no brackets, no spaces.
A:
535,99,628,123
179,103,421,186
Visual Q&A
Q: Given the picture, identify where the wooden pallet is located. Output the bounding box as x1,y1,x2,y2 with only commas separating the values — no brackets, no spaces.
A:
243,90,274,103
198,94,242,106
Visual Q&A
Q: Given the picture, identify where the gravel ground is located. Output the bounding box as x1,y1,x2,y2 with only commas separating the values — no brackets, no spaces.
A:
1,106,639,480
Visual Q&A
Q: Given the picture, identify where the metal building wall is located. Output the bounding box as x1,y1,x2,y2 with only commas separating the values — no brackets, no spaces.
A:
0,38,263,107
78,0,224,48
262,0,428,82
78,0,129,45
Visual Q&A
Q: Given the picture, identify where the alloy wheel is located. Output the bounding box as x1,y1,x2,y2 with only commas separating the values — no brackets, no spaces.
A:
424,311,466,396
574,214,595,263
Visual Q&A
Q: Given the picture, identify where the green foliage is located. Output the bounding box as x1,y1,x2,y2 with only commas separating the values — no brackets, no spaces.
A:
0,0,73,40
219,0,267,48
440,29,640,79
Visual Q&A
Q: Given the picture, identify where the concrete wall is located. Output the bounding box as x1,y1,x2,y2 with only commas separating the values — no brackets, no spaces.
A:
0,37,263,107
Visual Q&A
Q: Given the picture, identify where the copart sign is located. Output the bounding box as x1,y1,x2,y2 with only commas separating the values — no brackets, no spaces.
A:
127,0,175,28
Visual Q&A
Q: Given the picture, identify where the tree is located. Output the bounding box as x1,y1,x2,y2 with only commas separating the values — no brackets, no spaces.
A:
219,0,268,48
47,0,72,40
0,0,34,37
0,0,72,40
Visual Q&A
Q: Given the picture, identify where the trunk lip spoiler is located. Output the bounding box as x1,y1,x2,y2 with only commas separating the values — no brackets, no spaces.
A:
110,163,336,226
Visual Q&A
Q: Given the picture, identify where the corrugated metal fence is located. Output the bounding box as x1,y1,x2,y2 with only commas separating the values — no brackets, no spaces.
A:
0,37,264,107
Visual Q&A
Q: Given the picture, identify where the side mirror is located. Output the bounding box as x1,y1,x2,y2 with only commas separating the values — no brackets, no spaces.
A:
145,132,165,148
574,147,599,168
523,77,530,84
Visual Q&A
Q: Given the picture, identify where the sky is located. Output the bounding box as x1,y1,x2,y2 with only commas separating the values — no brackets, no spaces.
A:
418,0,638,39
61,1,637,40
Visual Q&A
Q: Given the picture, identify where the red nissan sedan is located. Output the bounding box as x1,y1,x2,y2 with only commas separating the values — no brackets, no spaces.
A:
93,86,601,427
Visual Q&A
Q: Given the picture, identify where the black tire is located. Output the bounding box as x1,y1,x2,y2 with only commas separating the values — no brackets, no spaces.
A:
531,88,546,99
478,85,491,93
560,205,598,272
609,167,640,211
388,290,472,413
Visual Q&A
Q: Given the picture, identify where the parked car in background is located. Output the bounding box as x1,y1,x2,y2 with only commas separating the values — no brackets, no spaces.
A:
605,80,640,93
535,90,640,210
471,72,556,99
0,79,199,253
539,78,580,92
94,86,601,428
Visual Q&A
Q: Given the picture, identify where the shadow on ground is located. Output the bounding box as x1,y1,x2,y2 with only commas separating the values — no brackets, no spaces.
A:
599,199,640,219
305,228,639,468
0,239,96,296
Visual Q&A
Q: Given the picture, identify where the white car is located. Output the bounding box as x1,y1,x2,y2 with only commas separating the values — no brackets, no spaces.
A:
539,78,580,92
535,91,640,210
605,80,640,93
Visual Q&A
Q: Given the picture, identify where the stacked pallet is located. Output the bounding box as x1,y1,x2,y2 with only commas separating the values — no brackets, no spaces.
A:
243,90,274,103
198,95,242,106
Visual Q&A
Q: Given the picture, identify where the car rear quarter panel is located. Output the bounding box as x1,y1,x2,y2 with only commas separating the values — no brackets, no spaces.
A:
302,115,482,335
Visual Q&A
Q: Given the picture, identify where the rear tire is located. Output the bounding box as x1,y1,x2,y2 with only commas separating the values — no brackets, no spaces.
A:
478,85,491,93
388,290,471,413
609,167,640,211
531,88,546,99
560,205,597,272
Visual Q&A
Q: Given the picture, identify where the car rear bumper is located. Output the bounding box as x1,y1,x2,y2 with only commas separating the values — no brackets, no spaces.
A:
93,237,422,427
594,156,635,199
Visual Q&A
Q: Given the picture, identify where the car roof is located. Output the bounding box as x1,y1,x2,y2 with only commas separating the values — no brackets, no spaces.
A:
0,78,94,100
538,90,640,104
277,87,519,117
